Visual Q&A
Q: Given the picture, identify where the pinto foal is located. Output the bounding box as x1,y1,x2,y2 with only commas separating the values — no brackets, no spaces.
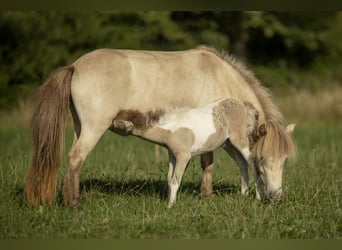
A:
111,98,265,207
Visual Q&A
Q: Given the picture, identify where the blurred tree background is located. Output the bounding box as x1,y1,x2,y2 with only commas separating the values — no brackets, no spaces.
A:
0,11,341,110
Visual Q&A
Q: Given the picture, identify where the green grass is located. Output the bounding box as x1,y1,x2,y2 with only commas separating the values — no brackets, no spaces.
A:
0,122,341,239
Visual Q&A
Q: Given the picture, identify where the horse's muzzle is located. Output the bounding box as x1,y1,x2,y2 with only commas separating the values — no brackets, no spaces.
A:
265,188,283,203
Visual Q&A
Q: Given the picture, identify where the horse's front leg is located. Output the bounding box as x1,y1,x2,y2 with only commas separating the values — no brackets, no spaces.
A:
248,160,265,200
200,152,214,196
167,150,191,208
223,143,249,196
239,162,249,196
236,146,265,200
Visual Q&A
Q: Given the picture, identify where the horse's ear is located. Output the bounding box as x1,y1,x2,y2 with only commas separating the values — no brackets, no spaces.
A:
286,124,296,134
259,123,267,137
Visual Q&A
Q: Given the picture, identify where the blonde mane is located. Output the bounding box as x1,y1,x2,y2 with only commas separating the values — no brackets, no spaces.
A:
253,122,296,161
197,45,296,160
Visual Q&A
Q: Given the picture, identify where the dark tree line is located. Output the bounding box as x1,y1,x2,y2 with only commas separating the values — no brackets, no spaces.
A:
1,11,341,109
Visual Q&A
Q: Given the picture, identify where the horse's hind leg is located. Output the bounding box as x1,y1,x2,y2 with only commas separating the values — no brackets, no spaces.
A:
63,125,107,210
200,152,214,196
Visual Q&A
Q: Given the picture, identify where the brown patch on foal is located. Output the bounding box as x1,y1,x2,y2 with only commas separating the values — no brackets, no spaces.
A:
111,109,163,134
244,101,267,149
208,99,267,151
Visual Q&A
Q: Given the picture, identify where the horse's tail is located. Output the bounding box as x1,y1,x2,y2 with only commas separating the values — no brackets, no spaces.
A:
25,65,74,207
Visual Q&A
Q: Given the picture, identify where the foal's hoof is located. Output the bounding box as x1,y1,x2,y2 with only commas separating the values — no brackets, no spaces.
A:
167,202,175,208
241,191,249,196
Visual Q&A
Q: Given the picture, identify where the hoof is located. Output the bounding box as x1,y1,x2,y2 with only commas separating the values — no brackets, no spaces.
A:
167,202,174,208
64,199,81,211
241,190,249,196
201,190,215,198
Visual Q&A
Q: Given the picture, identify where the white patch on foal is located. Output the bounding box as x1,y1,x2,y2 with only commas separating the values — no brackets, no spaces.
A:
156,100,221,154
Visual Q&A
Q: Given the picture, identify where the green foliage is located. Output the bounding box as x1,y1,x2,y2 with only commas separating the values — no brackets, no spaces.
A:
1,11,341,109
243,12,334,66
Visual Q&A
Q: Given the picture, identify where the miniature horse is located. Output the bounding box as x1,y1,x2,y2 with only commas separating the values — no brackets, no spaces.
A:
25,46,296,209
111,98,265,207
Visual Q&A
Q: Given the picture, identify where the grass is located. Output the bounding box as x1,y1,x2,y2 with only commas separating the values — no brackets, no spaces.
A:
0,86,341,238
0,119,341,239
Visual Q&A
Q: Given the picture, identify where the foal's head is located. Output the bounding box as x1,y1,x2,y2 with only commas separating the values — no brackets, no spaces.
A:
112,109,162,135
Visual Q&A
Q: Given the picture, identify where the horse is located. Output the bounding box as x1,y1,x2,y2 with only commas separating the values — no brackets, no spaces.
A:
111,98,265,207
25,46,296,209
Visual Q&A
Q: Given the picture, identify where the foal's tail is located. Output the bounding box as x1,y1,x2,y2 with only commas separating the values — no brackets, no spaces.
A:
25,65,74,207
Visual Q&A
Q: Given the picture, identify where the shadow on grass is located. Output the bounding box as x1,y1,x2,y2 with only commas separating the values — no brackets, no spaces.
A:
79,178,239,200
13,179,239,207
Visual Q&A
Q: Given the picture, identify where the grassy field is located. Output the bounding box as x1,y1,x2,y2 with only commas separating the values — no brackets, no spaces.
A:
0,118,341,239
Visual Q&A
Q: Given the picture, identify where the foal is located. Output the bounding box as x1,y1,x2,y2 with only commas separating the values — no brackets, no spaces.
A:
111,98,263,207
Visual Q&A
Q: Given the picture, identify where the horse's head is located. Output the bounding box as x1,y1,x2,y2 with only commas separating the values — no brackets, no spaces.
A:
252,123,296,202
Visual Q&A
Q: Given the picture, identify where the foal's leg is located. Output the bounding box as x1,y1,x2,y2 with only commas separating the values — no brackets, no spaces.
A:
63,125,108,210
200,152,214,196
223,144,249,196
167,151,176,205
167,150,191,207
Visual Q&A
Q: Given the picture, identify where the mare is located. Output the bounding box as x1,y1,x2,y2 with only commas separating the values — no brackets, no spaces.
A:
25,46,296,209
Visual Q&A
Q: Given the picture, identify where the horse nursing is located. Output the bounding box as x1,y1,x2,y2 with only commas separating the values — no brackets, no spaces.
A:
25,46,296,209
112,99,265,207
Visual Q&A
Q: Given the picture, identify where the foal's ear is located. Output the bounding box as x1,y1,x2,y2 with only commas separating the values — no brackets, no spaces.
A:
259,123,267,137
286,124,296,134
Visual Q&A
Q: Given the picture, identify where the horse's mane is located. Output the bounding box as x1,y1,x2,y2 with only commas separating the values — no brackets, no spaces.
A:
197,45,283,124
197,45,296,159
254,122,296,161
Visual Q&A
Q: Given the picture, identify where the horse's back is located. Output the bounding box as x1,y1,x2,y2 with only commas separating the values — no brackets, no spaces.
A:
69,47,264,128
71,48,229,111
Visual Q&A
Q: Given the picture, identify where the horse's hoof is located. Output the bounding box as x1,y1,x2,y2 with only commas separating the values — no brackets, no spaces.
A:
201,191,215,198
64,200,81,211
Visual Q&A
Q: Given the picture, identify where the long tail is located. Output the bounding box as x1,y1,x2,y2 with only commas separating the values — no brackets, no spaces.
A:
25,65,74,207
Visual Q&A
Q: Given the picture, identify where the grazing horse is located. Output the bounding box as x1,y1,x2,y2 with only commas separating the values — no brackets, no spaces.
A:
111,98,264,207
25,46,296,209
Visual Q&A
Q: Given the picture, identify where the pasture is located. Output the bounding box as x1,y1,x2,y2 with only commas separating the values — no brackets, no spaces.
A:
0,12,341,241
0,115,341,238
